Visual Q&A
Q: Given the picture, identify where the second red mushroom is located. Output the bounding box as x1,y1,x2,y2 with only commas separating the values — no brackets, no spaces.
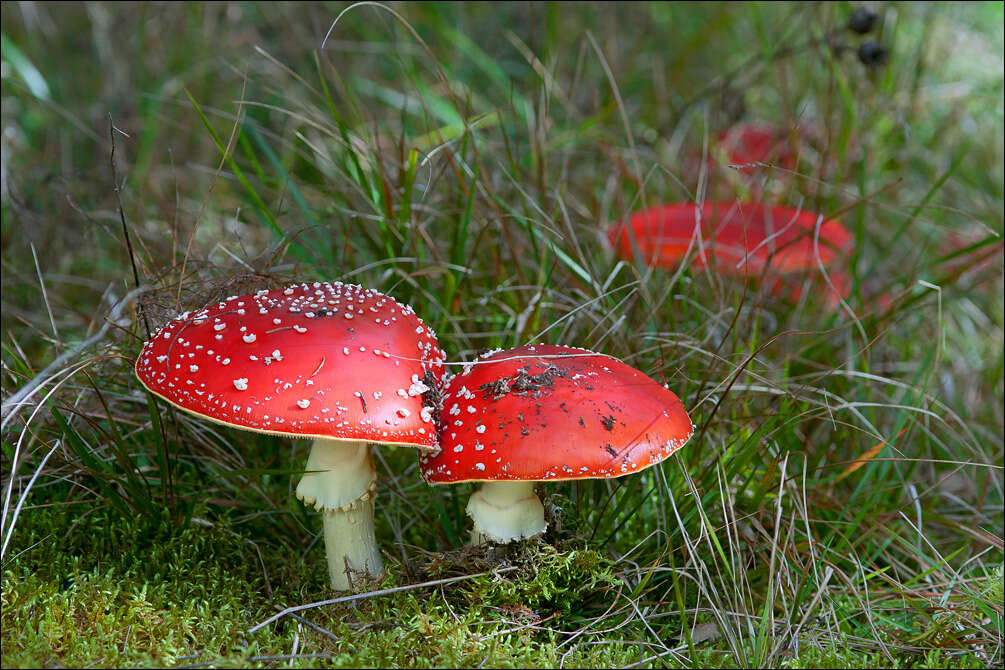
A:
420,345,693,544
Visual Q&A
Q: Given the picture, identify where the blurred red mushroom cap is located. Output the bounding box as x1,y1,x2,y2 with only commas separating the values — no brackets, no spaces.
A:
607,201,853,277
717,122,797,171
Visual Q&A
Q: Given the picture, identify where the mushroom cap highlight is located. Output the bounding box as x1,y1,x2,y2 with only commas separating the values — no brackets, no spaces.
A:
135,281,444,448
607,201,853,276
420,345,693,484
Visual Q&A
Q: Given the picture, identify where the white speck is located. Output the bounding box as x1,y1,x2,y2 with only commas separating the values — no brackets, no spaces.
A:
343,348,350,355
475,425,486,434
453,445,464,453
189,365,199,372
408,375,430,396
293,325,307,333
214,323,227,331
467,405,477,414
272,349,282,360
397,408,410,418
475,463,486,471
243,333,257,343
234,378,249,391
156,355,168,363
222,358,231,365
297,399,310,409
420,407,433,423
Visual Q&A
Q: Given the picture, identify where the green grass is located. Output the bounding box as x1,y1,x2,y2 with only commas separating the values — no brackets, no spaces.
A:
2,2,1002,668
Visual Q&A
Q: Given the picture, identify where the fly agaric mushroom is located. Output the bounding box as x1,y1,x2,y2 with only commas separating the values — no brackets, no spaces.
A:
135,281,444,589
607,200,853,307
420,344,693,544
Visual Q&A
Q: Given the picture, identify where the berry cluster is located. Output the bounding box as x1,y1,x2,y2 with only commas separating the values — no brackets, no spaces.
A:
840,6,889,68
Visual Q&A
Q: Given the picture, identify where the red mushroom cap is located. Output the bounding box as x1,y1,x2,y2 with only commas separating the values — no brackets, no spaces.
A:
606,201,852,275
717,123,796,172
420,345,693,483
135,282,444,448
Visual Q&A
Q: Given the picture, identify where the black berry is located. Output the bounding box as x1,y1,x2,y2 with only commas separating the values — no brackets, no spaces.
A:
848,6,880,34
857,41,888,68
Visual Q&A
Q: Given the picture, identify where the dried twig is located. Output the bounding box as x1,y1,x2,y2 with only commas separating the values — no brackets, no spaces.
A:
248,567,518,633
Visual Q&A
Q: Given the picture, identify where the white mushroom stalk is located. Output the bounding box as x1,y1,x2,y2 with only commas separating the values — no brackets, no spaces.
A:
466,480,546,545
295,439,381,589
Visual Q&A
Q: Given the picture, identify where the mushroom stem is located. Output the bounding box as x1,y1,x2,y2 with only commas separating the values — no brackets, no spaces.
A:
466,480,546,545
322,499,384,590
295,438,383,589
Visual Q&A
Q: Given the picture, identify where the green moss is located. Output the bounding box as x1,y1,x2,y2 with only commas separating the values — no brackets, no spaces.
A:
3,507,287,666
1,506,644,668
11,508,981,669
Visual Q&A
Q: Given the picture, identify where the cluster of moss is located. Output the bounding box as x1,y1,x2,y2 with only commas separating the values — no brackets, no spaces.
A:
1,505,639,667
